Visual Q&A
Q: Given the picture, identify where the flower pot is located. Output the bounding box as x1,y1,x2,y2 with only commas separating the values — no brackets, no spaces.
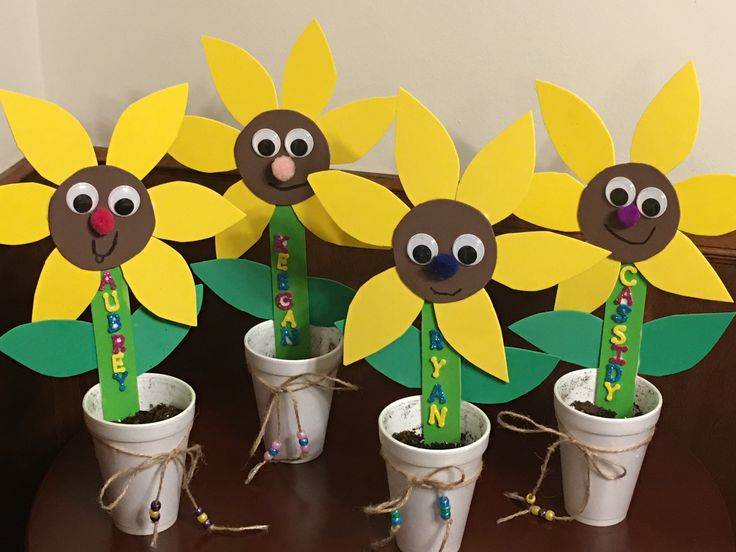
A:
378,396,490,552
82,373,196,535
553,368,662,526
245,320,343,462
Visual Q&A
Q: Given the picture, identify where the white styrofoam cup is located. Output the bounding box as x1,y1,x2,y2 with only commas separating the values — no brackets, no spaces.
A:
554,368,662,526
244,320,343,462
83,373,196,535
378,396,490,552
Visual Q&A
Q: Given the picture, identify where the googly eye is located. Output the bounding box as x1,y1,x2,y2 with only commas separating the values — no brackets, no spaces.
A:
108,186,141,217
452,234,485,266
605,177,636,207
636,187,668,218
285,128,314,158
251,128,281,158
406,233,438,265
66,182,99,214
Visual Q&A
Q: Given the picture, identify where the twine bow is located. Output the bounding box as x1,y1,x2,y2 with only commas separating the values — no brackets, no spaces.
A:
245,367,358,484
495,411,655,524
96,437,268,547
364,449,483,552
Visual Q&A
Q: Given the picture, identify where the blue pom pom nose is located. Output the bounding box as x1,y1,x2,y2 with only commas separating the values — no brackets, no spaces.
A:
429,254,459,280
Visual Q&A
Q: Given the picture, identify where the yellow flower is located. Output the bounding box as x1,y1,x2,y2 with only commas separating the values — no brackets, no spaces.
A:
169,20,395,258
516,62,734,312
0,85,244,326
310,90,608,382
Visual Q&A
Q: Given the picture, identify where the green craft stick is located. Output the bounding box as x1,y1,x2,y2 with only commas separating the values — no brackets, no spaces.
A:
595,263,647,417
269,206,311,360
90,267,139,421
421,303,461,444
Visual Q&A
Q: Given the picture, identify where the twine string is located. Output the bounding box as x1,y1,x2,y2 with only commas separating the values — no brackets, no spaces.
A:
96,436,268,547
495,410,655,524
364,449,482,552
245,367,358,484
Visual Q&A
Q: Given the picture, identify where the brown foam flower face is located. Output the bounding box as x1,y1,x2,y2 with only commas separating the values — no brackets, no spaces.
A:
48,165,155,270
392,199,497,303
578,163,680,263
234,110,330,206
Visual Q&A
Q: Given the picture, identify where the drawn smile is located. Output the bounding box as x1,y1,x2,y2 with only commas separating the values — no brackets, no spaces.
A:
92,232,119,264
430,286,462,297
604,224,655,245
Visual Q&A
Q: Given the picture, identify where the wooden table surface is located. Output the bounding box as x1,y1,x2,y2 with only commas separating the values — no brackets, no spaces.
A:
26,350,734,552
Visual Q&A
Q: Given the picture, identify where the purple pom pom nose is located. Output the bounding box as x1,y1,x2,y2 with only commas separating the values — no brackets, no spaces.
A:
429,254,459,280
617,203,640,227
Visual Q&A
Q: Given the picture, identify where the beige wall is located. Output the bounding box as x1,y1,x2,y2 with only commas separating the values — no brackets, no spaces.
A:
0,0,44,169
3,0,736,182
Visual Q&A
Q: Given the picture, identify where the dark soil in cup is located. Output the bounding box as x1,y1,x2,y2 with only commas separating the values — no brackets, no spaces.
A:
571,400,643,418
116,403,182,424
393,430,474,449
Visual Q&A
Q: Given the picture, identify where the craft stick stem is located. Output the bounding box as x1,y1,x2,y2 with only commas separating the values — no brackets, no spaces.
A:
421,302,461,444
90,267,140,421
595,263,647,417
269,206,311,360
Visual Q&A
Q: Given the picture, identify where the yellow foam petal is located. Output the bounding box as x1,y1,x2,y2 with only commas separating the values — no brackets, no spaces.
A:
635,231,731,302
308,170,408,247
32,249,99,321
292,195,377,248
0,183,53,244
554,257,620,312
122,237,198,325
396,89,459,205
515,172,583,232
494,231,611,291
281,20,336,119
343,267,422,364
675,174,736,236
631,63,699,174
434,290,507,382
150,180,245,242
168,116,238,173
318,96,396,165
215,181,274,259
0,91,96,184
107,84,188,180
536,80,615,184
456,112,535,224
202,35,278,126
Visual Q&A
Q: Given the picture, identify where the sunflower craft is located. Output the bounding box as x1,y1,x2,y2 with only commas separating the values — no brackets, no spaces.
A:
310,90,610,444
170,20,395,360
0,85,244,420
512,63,736,416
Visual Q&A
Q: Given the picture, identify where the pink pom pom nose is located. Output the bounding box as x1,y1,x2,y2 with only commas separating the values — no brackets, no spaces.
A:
617,203,640,228
89,208,116,236
271,155,296,183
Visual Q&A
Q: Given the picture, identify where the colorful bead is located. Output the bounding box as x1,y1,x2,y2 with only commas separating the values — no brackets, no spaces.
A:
204,519,213,529
267,447,279,457
297,431,307,440
530,505,541,516
390,509,402,526
263,451,273,462
194,506,204,516
437,495,451,520
149,510,160,522
197,512,209,524
150,500,161,512
270,440,282,451
300,444,310,454
298,438,309,446
544,509,555,521
525,493,536,505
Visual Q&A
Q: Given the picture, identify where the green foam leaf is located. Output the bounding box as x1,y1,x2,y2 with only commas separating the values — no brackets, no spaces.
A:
335,320,420,388
639,312,735,376
510,310,602,368
461,347,559,404
191,258,272,319
0,320,96,377
308,277,355,326
134,285,204,374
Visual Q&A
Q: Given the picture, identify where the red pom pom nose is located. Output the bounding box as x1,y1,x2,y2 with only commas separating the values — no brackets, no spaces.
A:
89,208,116,236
